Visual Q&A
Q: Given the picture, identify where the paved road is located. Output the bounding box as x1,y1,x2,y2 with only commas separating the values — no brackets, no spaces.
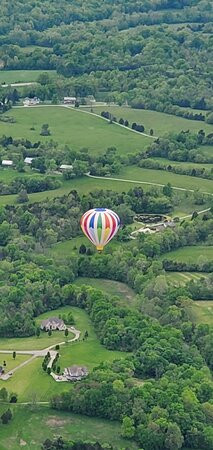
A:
2,82,37,87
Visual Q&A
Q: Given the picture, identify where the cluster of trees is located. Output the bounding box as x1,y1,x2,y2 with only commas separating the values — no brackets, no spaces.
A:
0,1,212,116
0,176,61,196
139,158,213,181
42,438,114,450
163,259,213,273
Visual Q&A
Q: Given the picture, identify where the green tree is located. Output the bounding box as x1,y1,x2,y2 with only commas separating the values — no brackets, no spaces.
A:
1,408,12,424
165,423,184,450
16,189,29,203
36,327,41,338
65,328,69,338
0,388,8,402
121,416,135,438
12,351,16,360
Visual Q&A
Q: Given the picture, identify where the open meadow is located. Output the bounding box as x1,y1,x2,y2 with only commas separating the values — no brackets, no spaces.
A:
91,106,213,137
165,272,208,286
160,246,213,263
1,106,151,155
74,277,135,306
0,70,56,84
188,300,213,326
0,405,138,450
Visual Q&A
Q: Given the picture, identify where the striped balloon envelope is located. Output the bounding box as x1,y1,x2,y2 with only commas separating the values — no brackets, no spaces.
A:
80,208,120,251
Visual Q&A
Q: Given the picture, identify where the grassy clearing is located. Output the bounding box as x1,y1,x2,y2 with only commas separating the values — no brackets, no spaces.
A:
166,271,208,286
119,165,213,194
0,330,74,351
152,157,213,170
0,307,126,400
0,70,56,84
200,145,213,157
188,301,213,325
161,246,213,263
91,106,213,136
0,167,47,182
2,106,150,155
0,406,138,450
0,354,30,373
74,277,135,306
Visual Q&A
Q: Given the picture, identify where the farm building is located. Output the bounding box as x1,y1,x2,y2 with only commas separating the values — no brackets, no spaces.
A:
2,159,13,167
23,97,40,106
63,97,76,105
40,317,65,331
63,365,88,381
24,157,34,165
59,164,73,171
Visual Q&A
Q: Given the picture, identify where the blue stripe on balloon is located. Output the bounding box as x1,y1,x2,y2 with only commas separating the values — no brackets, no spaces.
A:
89,213,96,228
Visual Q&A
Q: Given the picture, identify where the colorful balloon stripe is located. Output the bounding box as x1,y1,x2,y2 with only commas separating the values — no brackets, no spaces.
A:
80,208,120,251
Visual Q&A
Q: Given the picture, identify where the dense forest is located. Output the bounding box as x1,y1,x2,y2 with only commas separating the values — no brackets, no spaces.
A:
0,0,212,116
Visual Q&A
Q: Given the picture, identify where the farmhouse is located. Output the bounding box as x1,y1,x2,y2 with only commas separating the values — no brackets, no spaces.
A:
2,159,13,167
63,365,88,381
24,157,34,165
40,317,65,331
59,164,73,171
63,97,76,105
23,97,40,106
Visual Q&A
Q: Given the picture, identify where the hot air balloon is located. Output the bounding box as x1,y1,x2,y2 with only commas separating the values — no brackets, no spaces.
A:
80,208,120,251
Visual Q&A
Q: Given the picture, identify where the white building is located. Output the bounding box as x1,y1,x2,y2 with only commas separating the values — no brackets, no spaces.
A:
63,365,88,381
2,159,13,167
23,97,40,107
63,97,76,105
59,164,73,171
24,157,34,165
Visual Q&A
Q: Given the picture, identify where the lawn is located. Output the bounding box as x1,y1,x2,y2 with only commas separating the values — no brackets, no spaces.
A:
0,406,138,450
74,277,135,306
188,300,213,325
160,246,213,263
118,166,213,194
0,167,46,182
0,354,30,373
152,157,213,170
0,307,127,400
0,70,56,84
166,271,208,287
91,106,213,137
0,329,74,351
1,106,151,155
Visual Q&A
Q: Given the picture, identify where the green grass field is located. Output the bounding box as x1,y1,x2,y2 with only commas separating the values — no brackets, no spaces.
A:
0,406,138,450
0,70,56,84
0,354,30,373
166,272,208,286
1,106,150,155
0,306,126,400
119,166,213,194
152,157,213,170
188,301,213,325
74,277,135,306
0,329,75,351
91,106,213,136
161,246,213,263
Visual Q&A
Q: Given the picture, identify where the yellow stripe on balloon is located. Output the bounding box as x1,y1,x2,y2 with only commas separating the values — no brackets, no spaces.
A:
103,227,110,242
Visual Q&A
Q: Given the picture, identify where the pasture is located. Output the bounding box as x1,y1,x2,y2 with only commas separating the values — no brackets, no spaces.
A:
161,246,213,263
1,106,151,155
118,166,213,194
0,70,56,84
152,157,213,170
74,277,136,306
0,406,137,450
91,106,213,136
166,272,208,287
188,300,213,325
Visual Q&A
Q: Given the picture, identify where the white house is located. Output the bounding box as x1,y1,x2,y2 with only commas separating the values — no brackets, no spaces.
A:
24,157,34,165
63,365,88,381
40,317,66,331
2,160,13,167
63,97,76,105
23,97,40,107
59,164,73,171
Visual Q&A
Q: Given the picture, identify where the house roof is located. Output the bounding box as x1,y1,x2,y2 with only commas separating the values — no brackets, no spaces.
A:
60,164,73,170
41,317,64,326
2,160,13,166
24,157,34,164
66,365,88,377
64,97,76,100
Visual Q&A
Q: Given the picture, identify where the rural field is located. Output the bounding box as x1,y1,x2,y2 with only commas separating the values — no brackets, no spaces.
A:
161,246,213,263
152,157,213,170
166,271,208,286
0,70,56,84
74,277,136,306
91,105,213,137
1,106,151,155
188,300,213,326
0,406,137,450
0,306,126,401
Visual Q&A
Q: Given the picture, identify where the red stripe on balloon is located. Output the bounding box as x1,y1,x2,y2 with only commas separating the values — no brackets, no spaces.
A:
106,212,116,242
